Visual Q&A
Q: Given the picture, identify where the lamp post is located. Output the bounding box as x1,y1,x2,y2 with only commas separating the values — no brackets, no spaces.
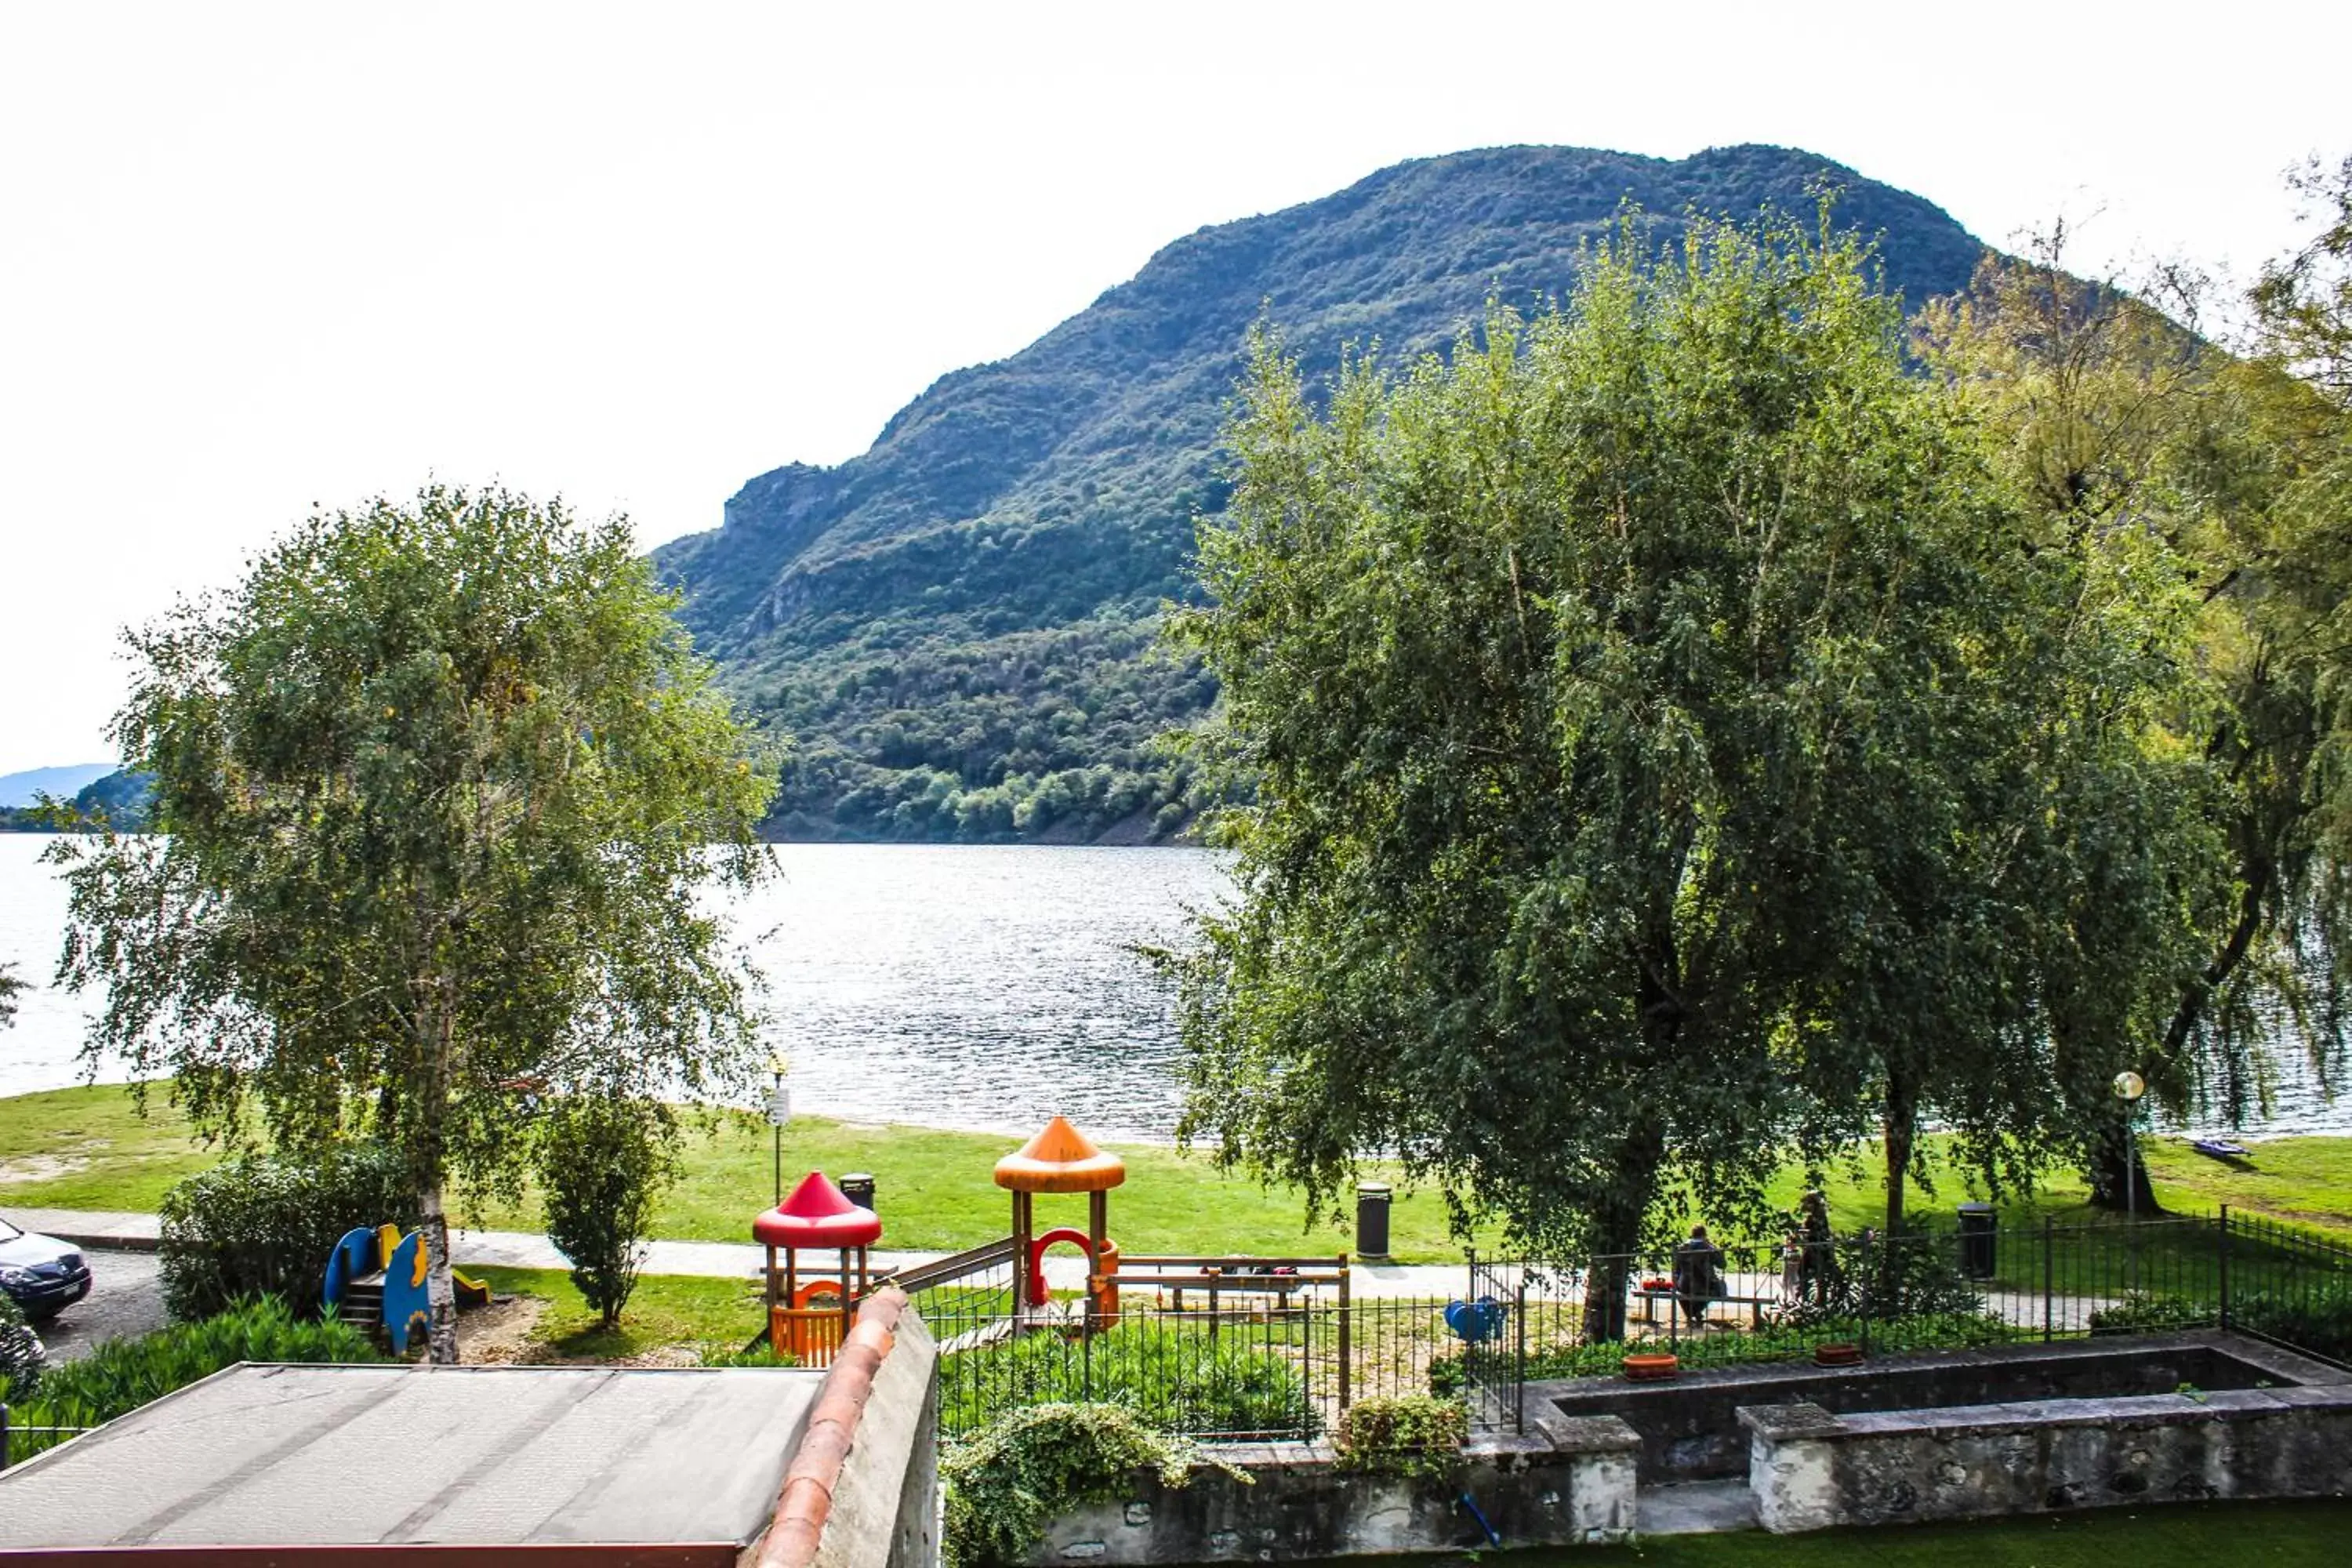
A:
767,1054,793,1209
2114,1069,2147,1292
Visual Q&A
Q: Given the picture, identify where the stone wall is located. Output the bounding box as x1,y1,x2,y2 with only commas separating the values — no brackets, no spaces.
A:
1031,1417,1639,1564
1740,1383,2352,1533
1537,1330,2338,1483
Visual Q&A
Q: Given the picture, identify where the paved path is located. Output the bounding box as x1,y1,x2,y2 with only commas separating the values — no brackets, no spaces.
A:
2,1207,1472,1298
35,1250,167,1363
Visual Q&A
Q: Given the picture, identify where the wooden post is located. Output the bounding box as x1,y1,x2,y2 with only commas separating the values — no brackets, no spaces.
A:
764,1244,779,1312
1337,1252,1352,1414
840,1247,853,1339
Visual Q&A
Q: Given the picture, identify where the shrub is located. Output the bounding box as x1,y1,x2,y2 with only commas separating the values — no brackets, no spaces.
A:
1429,1308,2016,1392
0,1288,45,1399
538,1098,676,1330
6,1296,380,1462
158,1145,416,1321
699,1341,801,1368
2089,1293,2210,1334
939,1319,1316,1438
943,1403,1229,1568
1335,1394,1468,1481
2232,1286,2352,1362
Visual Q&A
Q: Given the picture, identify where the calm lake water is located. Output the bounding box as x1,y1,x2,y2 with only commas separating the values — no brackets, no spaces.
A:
1,834,2343,1142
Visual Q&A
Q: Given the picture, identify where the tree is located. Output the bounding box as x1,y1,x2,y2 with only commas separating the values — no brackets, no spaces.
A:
539,1095,676,1330
1920,198,2352,1207
0,963,24,1030
1167,214,2207,1323
52,484,776,1363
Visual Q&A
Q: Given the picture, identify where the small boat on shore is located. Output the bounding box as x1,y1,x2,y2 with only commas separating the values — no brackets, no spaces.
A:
2189,1138,2253,1161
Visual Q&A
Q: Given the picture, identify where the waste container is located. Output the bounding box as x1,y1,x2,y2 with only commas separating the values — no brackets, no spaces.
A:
1957,1202,1997,1279
841,1172,877,1214
1356,1183,1393,1261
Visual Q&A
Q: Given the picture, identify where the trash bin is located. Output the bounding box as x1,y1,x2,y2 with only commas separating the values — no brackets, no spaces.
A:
841,1172,877,1213
1356,1183,1393,1261
1957,1202,1996,1279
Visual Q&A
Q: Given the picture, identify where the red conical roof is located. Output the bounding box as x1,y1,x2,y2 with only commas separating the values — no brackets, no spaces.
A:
993,1115,1127,1193
753,1171,881,1248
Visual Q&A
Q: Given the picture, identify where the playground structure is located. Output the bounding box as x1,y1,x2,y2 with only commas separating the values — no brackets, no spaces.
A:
996,1115,1124,1327
753,1171,881,1366
321,1224,493,1353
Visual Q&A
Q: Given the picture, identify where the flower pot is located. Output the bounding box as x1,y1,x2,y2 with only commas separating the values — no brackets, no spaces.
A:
1639,1278,1675,1293
1813,1342,1864,1367
1623,1352,1679,1381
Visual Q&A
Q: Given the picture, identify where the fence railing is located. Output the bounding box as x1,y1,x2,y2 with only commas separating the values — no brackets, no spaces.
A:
902,1207,2352,1444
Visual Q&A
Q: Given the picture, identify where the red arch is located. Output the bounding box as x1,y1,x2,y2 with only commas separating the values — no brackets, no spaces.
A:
1029,1227,1094,1304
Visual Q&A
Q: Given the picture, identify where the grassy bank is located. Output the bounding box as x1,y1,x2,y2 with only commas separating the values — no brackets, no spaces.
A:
1,1084,2346,1262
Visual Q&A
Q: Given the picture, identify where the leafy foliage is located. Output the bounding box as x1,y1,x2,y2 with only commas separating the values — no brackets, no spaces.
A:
5,1296,381,1463
538,1097,677,1330
0,961,22,1031
1334,1394,1468,1481
657,146,1992,841
939,1319,1316,1438
158,1144,416,1322
1164,209,2206,1327
52,483,776,1363
1426,1309,2013,1392
0,1287,45,1398
942,1402,1232,1568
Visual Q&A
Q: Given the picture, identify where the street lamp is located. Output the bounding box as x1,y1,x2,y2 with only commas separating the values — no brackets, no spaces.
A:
766,1054,793,1209
2114,1069,2147,1291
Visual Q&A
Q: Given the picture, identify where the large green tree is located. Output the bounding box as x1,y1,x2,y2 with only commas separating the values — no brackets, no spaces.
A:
53,485,775,1362
1921,197,2352,1203
1168,216,2209,1317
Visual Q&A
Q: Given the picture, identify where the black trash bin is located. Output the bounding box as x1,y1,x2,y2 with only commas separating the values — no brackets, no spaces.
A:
1957,1202,1997,1279
840,1172,877,1213
1356,1182,1393,1261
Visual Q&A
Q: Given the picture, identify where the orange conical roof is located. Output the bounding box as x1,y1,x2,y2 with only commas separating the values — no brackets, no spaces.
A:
993,1115,1127,1193
753,1171,882,1248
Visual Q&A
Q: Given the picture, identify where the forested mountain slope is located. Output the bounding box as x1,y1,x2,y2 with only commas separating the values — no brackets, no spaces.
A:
657,143,1990,841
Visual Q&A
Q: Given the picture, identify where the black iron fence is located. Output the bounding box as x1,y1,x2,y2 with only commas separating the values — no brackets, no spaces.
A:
900,1208,2352,1444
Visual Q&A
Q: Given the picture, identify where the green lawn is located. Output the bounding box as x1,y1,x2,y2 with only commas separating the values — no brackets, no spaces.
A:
1481,1498,2352,1566
1,1084,2346,1266
462,1265,767,1362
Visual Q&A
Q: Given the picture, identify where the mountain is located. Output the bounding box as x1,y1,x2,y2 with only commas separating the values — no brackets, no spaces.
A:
658,143,1992,843
0,763,114,809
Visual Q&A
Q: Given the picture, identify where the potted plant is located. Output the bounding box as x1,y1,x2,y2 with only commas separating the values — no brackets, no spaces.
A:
1622,1352,1679,1381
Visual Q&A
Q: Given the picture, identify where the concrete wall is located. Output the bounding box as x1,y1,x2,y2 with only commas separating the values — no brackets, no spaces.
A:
1031,1418,1638,1564
1537,1330,2339,1483
1741,1384,2352,1533
815,1309,941,1568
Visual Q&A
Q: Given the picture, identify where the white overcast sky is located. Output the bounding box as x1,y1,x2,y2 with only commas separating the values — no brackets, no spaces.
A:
3,2,2347,774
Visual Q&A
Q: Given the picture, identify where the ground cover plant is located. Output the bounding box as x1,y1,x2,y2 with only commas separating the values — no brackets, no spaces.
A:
2,1297,380,1463
942,1403,1229,1568
936,1317,1317,1438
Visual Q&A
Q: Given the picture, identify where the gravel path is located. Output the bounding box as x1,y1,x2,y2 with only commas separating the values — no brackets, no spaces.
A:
31,1250,165,1363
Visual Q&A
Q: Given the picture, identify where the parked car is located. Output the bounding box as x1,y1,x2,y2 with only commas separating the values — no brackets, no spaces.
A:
0,1217,92,1321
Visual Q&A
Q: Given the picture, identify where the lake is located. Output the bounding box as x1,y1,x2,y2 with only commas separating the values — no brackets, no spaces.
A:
1,835,2343,1142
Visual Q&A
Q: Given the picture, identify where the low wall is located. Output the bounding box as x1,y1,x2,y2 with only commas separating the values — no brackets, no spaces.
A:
1032,1417,1639,1563
1741,1383,2352,1533
1537,1330,2339,1483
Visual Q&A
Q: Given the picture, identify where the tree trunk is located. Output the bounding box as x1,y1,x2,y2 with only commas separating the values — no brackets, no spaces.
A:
1581,1123,1664,1344
2085,1116,2161,1215
420,1176,462,1365
1882,1075,1916,1239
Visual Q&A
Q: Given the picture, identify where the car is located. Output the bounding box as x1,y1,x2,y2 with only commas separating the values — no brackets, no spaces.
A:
0,1217,92,1321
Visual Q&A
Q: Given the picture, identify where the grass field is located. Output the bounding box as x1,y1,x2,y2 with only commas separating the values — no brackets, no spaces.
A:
0,1083,2346,1264
461,1264,765,1362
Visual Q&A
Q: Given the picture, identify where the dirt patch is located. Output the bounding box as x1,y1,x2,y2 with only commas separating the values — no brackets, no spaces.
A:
454,1294,550,1364
0,1154,90,1185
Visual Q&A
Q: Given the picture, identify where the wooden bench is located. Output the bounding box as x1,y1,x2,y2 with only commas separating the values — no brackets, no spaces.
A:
1632,1285,1780,1330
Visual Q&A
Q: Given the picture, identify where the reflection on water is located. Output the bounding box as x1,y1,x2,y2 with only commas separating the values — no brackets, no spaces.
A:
1,835,2342,1143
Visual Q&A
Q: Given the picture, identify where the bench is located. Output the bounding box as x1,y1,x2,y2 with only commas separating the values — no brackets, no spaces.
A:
1631,1285,1781,1330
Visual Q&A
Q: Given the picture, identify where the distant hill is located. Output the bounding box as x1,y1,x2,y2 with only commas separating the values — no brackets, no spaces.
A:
658,143,1992,843
0,763,114,809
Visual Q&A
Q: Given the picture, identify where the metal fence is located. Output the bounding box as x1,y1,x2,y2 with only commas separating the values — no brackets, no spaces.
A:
898,1207,2352,1444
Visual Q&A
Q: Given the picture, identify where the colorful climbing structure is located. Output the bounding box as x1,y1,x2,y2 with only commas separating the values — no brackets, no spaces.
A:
993,1115,1123,1326
753,1171,882,1366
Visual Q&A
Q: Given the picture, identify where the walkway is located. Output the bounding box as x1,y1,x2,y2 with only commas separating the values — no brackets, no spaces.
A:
2,1207,1469,1298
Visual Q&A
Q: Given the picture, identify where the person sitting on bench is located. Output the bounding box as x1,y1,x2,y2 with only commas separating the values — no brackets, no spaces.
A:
1672,1223,1726,1328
